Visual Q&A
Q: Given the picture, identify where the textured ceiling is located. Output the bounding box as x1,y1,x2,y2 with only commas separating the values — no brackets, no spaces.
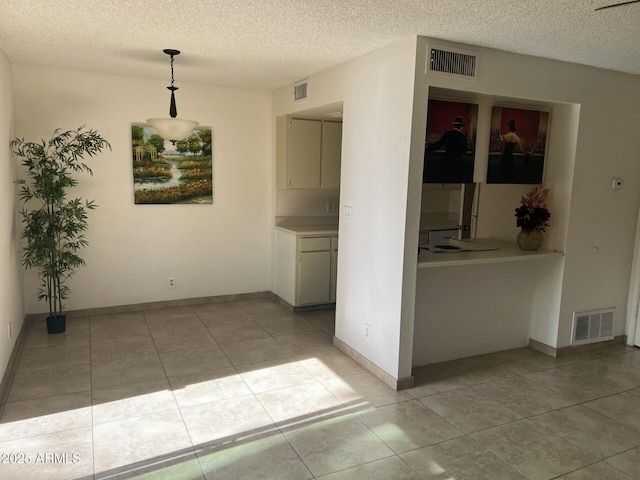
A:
0,1,639,90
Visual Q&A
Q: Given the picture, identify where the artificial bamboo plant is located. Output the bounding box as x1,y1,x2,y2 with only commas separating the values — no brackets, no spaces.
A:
11,126,110,333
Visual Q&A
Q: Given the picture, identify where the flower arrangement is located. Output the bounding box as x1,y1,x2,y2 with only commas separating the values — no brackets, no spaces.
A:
515,184,550,232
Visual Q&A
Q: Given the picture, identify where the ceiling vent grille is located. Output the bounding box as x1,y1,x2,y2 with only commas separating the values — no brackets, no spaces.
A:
428,47,478,80
571,308,614,345
294,79,308,102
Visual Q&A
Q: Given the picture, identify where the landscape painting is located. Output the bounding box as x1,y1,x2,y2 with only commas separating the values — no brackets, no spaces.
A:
131,123,213,204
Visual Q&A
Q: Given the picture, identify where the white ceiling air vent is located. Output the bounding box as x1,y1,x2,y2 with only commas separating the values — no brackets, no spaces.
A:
571,308,614,345
427,46,478,80
294,79,308,102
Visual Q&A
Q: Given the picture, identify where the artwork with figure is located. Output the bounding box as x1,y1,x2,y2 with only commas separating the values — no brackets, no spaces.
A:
423,99,478,184
487,107,549,184
131,123,213,204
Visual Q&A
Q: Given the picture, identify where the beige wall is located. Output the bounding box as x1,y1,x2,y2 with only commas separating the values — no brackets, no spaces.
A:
274,37,421,381
275,35,640,382
414,38,640,351
0,49,23,381
13,65,273,313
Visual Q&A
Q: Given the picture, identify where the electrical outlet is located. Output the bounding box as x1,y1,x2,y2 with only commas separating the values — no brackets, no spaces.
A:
168,276,176,288
364,323,370,339
326,201,337,214
343,205,353,224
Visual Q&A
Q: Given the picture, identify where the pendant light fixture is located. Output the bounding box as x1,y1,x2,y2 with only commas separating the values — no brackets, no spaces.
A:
147,49,198,144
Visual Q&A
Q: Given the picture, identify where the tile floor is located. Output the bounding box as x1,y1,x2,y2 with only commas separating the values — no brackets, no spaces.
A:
1,297,640,479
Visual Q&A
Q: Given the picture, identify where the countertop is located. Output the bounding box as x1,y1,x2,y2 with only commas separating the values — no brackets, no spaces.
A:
417,238,563,268
275,224,339,235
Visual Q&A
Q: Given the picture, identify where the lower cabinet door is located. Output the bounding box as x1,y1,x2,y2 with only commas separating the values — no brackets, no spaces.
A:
297,251,332,305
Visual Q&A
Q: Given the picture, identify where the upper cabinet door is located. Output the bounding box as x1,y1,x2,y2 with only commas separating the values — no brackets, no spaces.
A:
288,118,322,189
321,121,342,189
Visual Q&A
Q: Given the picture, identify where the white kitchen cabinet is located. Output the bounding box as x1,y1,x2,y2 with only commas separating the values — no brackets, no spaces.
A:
321,121,342,189
275,227,338,307
330,235,338,302
276,116,342,190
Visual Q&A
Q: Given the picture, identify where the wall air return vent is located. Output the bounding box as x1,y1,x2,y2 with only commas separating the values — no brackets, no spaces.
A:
294,79,308,102
428,47,478,80
571,308,615,345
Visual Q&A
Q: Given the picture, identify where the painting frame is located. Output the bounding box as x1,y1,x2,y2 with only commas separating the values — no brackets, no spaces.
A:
487,106,550,184
131,123,213,204
423,98,478,184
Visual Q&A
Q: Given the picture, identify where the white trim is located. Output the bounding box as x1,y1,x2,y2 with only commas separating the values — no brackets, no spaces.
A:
625,206,640,346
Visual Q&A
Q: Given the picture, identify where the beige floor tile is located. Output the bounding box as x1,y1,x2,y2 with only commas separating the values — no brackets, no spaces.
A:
282,413,395,477
322,372,413,410
256,382,346,427
557,461,634,479
196,431,312,480
0,391,91,441
206,319,270,344
557,462,631,480
24,317,90,348
472,376,575,417
401,436,527,479
91,334,157,362
273,330,335,355
93,409,193,474
180,395,276,447
237,358,317,393
91,353,166,389
90,312,150,340
142,305,197,320
97,452,205,480
6,301,640,480
169,367,252,407
603,349,640,369
255,314,322,336
295,350,367,381
150,326,217,353
17,342,90,373
595,344,639,356
0,426,93,480
470,419,597,480
531,404,640,458
193,301,254,327
92,378,178,424
482,347,568,374
236,298,291,319
8,363,91,402
299,308,336,332
419,386,523,433
219,336,293,365
606,446,640,479
436,355,519,385
160,345,232,377
584,391,640,431
356,399,463,453
524,359,640,402
407,364,473,397
144,315,205,333
317,456,422,480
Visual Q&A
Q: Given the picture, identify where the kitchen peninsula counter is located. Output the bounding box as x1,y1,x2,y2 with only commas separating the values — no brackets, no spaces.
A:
413,237,564,367
275,224,338,235
417,238,563,268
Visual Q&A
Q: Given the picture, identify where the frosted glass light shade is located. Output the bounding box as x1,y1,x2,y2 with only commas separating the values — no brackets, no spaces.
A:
147,117,199,142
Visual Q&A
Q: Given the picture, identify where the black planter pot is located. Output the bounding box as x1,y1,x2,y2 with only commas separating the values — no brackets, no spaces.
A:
46,315,66,334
